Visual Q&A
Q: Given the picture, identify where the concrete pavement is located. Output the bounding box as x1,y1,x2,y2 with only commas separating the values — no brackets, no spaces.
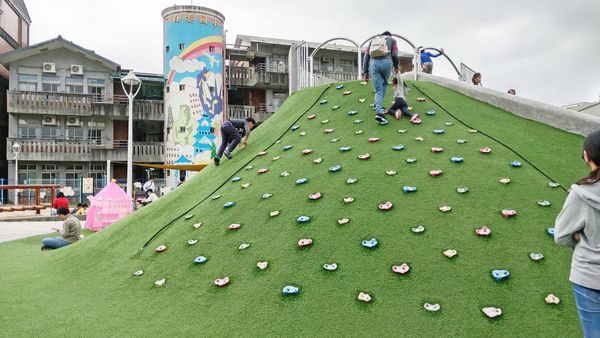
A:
0,221,63,243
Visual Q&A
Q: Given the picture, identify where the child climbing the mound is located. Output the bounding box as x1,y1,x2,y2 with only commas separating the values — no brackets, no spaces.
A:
385,73,421,124
214,117,256,166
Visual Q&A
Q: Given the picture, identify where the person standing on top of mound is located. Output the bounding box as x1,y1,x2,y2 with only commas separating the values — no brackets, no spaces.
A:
363,31,399,125
214,117,256,166
41,207,81,250
419,47,444,74
385,73,421,124
555,130,600,337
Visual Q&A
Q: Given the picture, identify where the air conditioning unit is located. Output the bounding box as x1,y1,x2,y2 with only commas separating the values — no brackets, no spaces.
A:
70,64,83,75
42,115,57,126
42,62,56,73
66,116,80,126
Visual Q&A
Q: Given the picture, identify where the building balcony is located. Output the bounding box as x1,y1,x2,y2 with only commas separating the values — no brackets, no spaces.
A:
7,138,164,163
226,64,288,89
227,105,274,123
7,91,164,121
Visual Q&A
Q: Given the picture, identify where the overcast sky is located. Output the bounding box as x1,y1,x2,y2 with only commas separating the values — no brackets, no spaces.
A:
27,0,599,106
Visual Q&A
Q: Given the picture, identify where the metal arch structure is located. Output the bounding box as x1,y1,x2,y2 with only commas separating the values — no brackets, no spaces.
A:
417,46,461,79
308,37,362,87
361,33,419,80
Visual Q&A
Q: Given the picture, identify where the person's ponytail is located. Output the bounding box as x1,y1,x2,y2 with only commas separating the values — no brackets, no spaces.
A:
576,168,600,185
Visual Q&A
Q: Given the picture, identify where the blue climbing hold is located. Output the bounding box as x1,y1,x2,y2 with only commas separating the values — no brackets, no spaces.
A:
451,157,464,163
362,238,378,248
378,119,389,126
510,160,522,167
282,145,293,151
296,178,308,185
347,110,358,116
290,125,300,131
392,145,405,151
231,177,241,182
336,84,344,89
282,285,300,295
224,201,235,208
193,256,207,264
426,110,436,116
547,227,556,237
297,215,311,223
340,147,352,152
329,165,342,172
433,129,445,134
403,186,417,193
319,99,328,104
492,269,510,281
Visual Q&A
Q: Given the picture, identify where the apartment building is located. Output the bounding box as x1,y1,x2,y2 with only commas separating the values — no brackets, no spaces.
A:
0,0,31,181
225,35,413,122
0,36,163,201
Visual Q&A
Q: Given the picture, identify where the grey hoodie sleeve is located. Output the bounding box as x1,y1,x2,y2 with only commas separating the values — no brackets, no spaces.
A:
555,191,586,248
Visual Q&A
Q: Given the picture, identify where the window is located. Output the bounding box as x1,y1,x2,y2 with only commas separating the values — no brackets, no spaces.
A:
179,43,185,50
165,46,170,53
209,46,215,53
339,59,354,73
66,77,84,94
179,84,185,91
41,127,58,139
166,86,170,93
41,172,57,184
65,172,80,188
18,73,38,91
18,126,36,138
87,78,105,98
89,165,106,189
179,126,186,132
42,164,58,171
42,74,60,92
18,164,37,184
66,128,84,140
66,164,84,171
88,129,102,145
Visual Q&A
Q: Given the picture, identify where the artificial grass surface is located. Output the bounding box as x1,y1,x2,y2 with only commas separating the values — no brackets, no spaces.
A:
0,81,586,337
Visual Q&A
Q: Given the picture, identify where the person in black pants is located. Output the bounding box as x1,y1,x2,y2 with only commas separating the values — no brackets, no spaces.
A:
214,117,256,166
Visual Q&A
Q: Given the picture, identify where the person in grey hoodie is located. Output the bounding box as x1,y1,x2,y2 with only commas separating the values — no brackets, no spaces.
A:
555,130,600,338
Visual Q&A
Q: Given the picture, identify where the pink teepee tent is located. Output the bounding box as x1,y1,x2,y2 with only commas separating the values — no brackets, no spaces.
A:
85,182,133,232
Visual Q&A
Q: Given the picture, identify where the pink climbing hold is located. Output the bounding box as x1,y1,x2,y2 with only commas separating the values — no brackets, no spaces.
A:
378,201,393,211
258,168,269,174
475,226,491,236
214,277,230,287
431,147,444,153
392,263,410,274
155,245,167,253
298,239,313,248
429,170,443,177
228,223,241,230
501,209,517,218
308,192,322,200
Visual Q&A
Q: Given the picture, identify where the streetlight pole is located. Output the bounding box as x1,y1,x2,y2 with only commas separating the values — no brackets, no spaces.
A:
120,71,142,198
12,143,20,206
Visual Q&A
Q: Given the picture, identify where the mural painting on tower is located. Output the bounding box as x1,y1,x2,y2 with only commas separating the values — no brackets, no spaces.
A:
162,6,225,185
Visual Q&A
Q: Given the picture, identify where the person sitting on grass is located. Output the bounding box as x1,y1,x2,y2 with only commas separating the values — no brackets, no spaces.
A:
41,207,81,250
385,73,421,124
51,191,69,216
214,117,256,166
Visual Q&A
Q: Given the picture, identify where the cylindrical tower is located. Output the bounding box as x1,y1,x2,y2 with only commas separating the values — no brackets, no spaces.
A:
162,5,225,186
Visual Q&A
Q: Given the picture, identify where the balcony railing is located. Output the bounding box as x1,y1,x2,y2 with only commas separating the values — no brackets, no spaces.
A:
227,105,274,123
7,90,164,121
6,138,164,162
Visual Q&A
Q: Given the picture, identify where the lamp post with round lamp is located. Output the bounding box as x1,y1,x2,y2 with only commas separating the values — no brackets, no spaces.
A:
120,71,142,198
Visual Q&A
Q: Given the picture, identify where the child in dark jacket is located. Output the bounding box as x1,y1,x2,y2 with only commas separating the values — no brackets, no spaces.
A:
386,73,421,124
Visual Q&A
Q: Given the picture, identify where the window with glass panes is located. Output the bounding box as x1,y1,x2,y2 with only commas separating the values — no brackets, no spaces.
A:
41,164,58,184
66,127,84,140
65,164,84,188
18,164,37,184
18,73,38,91
41,126,58,139
89,164,106,189
41,74,60,92
88,129,102,145
66,77,84,94
339,59,354,73
18,118,37,138
87,78,105,97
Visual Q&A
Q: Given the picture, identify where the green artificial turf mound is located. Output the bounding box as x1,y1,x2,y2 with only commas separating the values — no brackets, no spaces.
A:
0,81,587,337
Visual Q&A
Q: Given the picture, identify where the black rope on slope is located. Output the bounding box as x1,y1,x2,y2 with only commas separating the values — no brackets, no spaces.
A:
410,82,569,194
139,85,333,250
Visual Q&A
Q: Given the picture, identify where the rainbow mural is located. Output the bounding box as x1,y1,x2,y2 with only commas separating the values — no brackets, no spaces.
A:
162,6,225,187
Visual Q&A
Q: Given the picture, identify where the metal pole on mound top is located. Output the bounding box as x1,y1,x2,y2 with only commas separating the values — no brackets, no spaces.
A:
12,142,20,205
